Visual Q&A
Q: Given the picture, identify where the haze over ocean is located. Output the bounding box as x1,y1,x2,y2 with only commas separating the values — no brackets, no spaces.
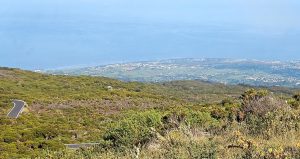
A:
0,0,300,70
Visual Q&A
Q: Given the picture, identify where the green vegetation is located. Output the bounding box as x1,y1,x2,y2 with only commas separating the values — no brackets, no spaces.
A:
1,68,300,158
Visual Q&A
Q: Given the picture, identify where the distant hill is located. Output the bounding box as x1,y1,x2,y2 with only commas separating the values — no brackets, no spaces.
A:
45,58,300,88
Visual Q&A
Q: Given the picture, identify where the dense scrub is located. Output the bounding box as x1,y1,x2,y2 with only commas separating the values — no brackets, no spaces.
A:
0,68,300,158
41,92,300,159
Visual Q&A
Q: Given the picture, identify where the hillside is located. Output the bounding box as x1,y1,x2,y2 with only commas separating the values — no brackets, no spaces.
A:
1,67,300,158
45,58,300,88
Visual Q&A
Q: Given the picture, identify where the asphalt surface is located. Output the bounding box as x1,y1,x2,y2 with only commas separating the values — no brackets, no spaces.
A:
7,100,25,118
65,143,100,149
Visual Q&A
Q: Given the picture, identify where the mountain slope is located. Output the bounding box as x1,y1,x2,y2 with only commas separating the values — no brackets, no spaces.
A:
1,67,243,158
0,67,299,158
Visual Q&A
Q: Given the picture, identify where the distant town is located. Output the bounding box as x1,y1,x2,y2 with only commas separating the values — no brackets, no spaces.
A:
44,58,300,88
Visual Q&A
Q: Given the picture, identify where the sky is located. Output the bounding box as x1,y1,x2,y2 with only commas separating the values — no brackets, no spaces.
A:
0,0,300,70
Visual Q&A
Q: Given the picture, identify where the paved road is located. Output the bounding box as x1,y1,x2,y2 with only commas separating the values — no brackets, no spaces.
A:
7,100,25,118
65,143,100,149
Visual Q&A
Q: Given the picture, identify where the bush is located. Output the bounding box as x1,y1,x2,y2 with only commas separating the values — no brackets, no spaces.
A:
244,96,288,116
293,93,300,101
187,111,219,130
240,89,269,104
221,98,234,106
103,110,162,148
243,109,300,137
290,100,300,109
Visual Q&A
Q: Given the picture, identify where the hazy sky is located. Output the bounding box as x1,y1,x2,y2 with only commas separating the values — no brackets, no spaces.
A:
0,0,300,69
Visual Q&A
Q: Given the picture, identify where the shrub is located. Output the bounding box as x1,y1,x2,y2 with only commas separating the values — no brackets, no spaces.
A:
244,96,288,116
243,109,300,137
293,93,300,101
240,89,269,104
290,100,300,109
221,98,234,106
290,93,300,109
103,110,162,148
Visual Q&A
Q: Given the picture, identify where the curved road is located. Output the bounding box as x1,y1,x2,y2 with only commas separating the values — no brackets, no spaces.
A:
7,100,25,118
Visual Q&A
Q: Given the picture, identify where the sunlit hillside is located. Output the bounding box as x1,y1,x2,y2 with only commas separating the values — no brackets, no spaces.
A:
1,67,300,158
